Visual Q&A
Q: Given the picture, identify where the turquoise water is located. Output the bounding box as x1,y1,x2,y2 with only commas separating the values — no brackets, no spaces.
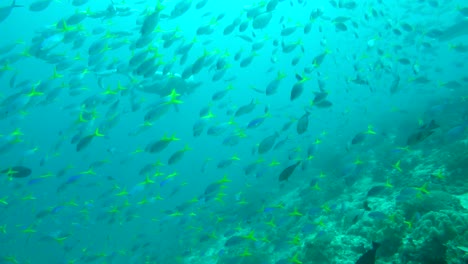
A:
0,0,467,263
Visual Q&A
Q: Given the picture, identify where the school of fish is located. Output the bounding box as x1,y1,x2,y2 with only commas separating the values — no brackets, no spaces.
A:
0,0,467,263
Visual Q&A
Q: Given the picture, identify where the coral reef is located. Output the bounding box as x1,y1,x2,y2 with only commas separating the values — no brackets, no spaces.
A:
399,210,468,263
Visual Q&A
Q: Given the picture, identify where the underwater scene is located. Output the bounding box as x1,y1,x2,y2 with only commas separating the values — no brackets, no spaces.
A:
0,0,467,263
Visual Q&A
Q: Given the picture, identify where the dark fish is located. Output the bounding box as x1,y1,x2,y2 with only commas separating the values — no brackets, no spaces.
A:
281,120,294,132
243,162,258,175
368,211,386,220
0,0,22,23
212,88,230,101
235,99,256,117
76,134,94,152
389,74,401,94
396,188,418,202
340,1,357,9
351,132,367,145
237,34,253,43
296,112,310,134
146,139,171,153
1,166,32,178
273,136,289,150
72,0,88,6
252,12,273,29
170,0,192,19
363,201,371,211
266,0,279,11
29,0,53,12
258,132,279,154
355,241,380,264
195,0,208,9
366,185,386,197
397,58,410,65
217,159,234,169
266,71,286,95
352,76,370,88
168,150,184,165
459,6,468,16
225,236,244,247
279,161,301,181
406,120,439,145
36,208,51,219
290,81,304,101
223,23,236,35
445,123,468,141
313,91,328,104
202,182,222,201
312,51,328,67
335,22,348,31
314,100,333,108
168,147,189,165
238,20,249,32
222,133,240,146
193,119,207,137
435,20,468,41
